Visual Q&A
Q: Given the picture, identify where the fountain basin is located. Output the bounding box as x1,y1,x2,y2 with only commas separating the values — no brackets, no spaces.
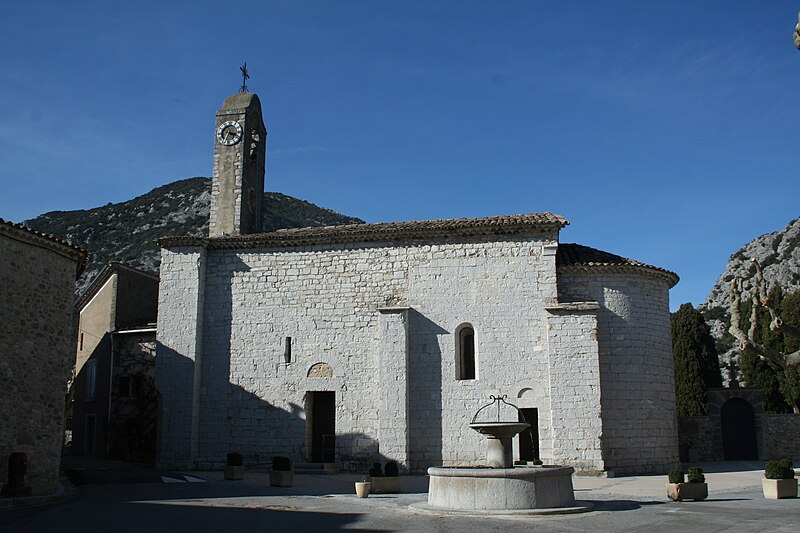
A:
427,465,576,510
468,422,530,438
469,421,530,468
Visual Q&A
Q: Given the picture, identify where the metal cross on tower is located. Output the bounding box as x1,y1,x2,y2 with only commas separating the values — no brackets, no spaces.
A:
239,62,250,93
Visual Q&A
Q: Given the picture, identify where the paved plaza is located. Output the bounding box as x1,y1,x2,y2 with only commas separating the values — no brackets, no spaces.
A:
1,461,798,532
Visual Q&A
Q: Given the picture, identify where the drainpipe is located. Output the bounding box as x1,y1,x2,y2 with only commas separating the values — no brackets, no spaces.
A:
107,331,115,456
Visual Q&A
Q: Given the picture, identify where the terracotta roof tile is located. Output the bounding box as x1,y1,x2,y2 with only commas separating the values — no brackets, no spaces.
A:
160,212,568,248
557,243,678,287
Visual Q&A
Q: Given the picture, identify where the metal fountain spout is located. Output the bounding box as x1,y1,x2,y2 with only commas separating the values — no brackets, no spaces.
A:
469,395,530,468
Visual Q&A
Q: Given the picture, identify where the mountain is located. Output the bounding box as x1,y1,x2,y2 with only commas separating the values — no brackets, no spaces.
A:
701,216,800,354
23,177,364,296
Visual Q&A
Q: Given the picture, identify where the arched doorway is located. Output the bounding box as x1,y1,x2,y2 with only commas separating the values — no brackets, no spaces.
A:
720,398,758,460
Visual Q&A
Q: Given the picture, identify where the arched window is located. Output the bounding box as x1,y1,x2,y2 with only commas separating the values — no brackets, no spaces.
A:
456,324,476,380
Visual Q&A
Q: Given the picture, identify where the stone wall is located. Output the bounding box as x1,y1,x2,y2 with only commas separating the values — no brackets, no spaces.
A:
558,270,679,474
155,247,206,469
677,415,721,461
157,233,677,475
678,392,800,463
763,414,800,460
159,233,575,472
0,223,84,494
678,415,800,461
545,304,604,471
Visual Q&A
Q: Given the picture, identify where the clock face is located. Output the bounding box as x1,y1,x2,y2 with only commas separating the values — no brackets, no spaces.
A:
217,120,243,146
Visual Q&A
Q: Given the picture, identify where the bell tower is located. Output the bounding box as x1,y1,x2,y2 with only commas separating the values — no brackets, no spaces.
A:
209,92,267,237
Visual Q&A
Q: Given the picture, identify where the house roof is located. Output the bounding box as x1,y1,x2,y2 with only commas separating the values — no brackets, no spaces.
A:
557,243,679,287
76,262,158,310
0,218,87,277
159,212,569,249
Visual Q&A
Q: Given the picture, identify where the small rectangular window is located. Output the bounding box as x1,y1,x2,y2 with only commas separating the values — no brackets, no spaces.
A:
86,360,97,400
79,333,84,351
284,337,292,364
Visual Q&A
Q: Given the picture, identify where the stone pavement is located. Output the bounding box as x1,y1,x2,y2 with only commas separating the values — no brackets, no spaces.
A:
1,461,798,532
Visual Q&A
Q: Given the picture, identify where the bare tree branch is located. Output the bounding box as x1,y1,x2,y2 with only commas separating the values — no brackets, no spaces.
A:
728,258,800,367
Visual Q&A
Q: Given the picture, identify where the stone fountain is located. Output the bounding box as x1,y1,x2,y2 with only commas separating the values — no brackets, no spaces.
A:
417,395,590,515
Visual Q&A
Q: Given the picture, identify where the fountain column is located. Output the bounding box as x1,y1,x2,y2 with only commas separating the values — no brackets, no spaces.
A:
486,435,513,468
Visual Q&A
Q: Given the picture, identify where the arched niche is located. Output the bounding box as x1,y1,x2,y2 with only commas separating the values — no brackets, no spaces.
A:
518,388,535,399
307,362,334,378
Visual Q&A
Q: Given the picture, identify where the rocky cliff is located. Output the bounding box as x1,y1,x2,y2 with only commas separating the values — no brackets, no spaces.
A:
702,216,800,354
23,177,364,296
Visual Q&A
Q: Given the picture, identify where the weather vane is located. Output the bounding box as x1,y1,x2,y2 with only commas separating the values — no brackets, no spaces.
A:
239,62,250,93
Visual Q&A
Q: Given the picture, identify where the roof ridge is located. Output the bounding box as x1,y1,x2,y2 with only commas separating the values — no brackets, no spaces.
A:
160,212,568,249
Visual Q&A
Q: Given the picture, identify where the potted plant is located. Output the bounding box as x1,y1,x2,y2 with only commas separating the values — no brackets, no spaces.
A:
224,452,244,480
515,458,544,467
762,459,797,499
270,456,294,487
667,467,708,501
355,477,371,498
368,461,403,494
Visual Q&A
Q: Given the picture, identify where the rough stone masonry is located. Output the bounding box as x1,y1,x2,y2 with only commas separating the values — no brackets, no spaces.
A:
155,91,680,476
0,219,86,494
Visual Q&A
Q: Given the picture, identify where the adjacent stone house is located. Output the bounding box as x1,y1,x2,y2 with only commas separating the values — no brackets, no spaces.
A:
155,92,680,476
0,218,86,494
71,262,158,462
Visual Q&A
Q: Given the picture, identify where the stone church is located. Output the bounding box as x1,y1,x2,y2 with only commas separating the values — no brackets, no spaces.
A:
155,91,680,476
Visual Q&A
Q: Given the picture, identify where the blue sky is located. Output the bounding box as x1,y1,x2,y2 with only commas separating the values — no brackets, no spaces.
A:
1,1,799,310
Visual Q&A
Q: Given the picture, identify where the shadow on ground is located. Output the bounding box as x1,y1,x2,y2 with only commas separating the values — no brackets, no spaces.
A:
1,481,392,533
125,502,389,532
62,456,184,485
679,460,764,473
588,499,666,512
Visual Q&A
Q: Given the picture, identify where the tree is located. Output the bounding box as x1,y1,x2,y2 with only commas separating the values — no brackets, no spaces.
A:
729,260,800,366
778,291,800,411
729,269,800,413
739,348,792,413
672,303,722,415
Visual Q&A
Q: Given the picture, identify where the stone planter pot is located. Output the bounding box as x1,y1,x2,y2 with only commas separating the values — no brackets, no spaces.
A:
269,470,294,487
355,481,371,498
762,478,798,499
224,465,244,480
667,482,708,501
368,476,402,494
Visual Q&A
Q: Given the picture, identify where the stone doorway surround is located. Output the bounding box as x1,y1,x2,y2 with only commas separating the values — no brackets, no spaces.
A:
708,389,764,461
